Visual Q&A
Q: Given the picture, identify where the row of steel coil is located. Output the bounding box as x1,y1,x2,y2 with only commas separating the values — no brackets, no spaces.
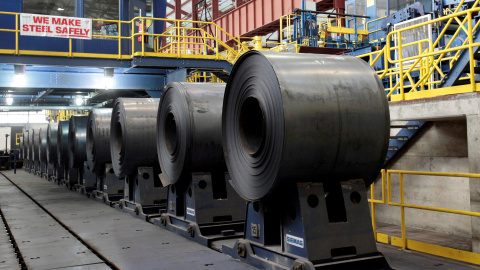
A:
19,51,390,202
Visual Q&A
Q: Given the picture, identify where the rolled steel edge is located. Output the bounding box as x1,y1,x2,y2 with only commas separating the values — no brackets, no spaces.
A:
157,82,227,186
86,108,113,174
110,98,160,178
68,115,88,169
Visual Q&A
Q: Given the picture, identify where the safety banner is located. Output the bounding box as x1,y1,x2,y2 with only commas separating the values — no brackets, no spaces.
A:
20,13,92,39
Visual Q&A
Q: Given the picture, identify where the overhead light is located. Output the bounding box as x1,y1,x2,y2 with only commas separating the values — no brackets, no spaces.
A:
76,97,83,106
57,7,64,11
104,68,114,89
14,65,25,76
6,96,13,106
13,65,26,87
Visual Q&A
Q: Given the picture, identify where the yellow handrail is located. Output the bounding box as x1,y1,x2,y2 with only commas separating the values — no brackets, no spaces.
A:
369,169,480,265
357,6,480,102
0,12,248,64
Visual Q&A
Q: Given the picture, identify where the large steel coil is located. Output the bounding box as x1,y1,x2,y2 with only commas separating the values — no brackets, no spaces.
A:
222,51,390,201
25,130,30,161
32,129,39,162
39,127,48,163
110,98,160,178
68,115,88,169
57,120,70,167
157,82,227,186
19,135,24,159
47,123,58,165
86,108,113,174
30,129,35,162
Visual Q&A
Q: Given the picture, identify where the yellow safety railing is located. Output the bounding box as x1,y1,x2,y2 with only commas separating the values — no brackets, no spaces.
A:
0,12,249,64
357,2,480,101
235,36,300,53
187,72,224,83
46,109,88,122
279,12,370,49
369,169,480,265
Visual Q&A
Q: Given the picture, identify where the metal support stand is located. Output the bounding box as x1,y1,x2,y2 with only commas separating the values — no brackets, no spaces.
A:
92,163,124,206
39,162,47,178
45,163,54,180
52,165,65,184
33,160,39,175
152,172,245,248
116,167,167,221
223,180,391,270
62,167,79,190
75,162,97,196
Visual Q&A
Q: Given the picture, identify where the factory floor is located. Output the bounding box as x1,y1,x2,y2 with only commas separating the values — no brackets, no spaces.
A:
0,170,479,270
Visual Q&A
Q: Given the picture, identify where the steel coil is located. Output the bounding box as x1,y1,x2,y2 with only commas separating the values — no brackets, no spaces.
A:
19,135,24,159
110,98,160,178
157,82,227,186
39,127,48,163
32,129,39,162
57,120,70,167
222,51,390,201
25,130,30,161
86,108,113,174
47,122,58,165
68,115,88,169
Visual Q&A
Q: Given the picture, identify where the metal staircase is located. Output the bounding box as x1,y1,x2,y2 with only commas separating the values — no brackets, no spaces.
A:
439,18,480,88
385,121,429,166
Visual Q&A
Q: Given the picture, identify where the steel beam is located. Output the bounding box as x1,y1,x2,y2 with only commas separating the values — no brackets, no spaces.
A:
34,89,54,102
131,57,232,72
0,55,131,68
211,0,323,43
0,106,92,111
0,71,165,90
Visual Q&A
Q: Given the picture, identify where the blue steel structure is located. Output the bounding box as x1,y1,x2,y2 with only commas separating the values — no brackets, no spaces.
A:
0,0,233,107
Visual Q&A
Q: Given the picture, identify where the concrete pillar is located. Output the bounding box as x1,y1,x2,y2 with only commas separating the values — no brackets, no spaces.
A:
467,114,480,253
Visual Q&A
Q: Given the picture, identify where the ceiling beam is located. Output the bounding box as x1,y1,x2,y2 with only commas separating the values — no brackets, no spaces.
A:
0,71,165,91
0,106,92,111
33,89,53,102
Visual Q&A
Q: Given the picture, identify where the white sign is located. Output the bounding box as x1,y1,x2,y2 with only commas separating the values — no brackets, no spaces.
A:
286,234,304,248
186,207,195,216
20,13,92,40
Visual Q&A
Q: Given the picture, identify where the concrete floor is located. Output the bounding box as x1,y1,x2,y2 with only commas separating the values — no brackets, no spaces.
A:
0,169,479,270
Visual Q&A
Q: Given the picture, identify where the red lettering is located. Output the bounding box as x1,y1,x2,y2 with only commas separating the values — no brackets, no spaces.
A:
32,16,44,23
68,19,75,26
61,27,67,34
75,19,80,27
84,29,90,35
52,18,61,25
22,25,29,31
56,26,62,33
28,25,35,31
32,16,49,24
61,19,67,25
35,25,41,32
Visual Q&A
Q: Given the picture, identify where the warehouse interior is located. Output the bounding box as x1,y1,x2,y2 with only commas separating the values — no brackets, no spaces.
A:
0,0,480,269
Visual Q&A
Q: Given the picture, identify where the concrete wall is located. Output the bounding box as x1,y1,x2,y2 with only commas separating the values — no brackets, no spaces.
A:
372,120,472,238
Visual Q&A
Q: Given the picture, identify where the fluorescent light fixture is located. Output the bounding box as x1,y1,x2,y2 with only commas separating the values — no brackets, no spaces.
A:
13,74,26,87
13,65,26,87
103,68,115,89
103,77,114,89
6,96,13,105
75,97,83,106
57,7,64,11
